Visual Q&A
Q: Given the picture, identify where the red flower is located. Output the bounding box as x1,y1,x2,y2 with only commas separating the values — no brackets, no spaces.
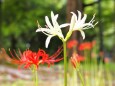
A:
71,53,85,68
79,41,95,51
67,40,78,49
8,48,63,69
9,49,41,69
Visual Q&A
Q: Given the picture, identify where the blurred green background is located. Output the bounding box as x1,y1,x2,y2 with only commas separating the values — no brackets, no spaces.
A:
0,0,115,60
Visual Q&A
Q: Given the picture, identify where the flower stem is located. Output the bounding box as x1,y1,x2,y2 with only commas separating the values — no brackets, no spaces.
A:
63,41,67,86
35,70,38,86
77,70,84,86
33,65,38,86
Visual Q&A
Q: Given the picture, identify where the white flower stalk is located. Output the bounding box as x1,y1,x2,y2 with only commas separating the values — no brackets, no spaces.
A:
66,11,98,40
36,11,69,48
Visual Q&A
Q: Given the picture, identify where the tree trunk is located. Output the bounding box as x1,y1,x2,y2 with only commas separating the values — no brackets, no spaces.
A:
0,0,2,47
112,0,115,62
66,0,83,56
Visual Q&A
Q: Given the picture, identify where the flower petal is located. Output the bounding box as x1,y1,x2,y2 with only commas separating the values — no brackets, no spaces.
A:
54,14,58,20
77,11,82,22
45,16,53,29
79,30,85,39
45,35,54,48
50,11,61,31
59,23,70,28
70,12,76,30
80,14,87,24
36,28,48,32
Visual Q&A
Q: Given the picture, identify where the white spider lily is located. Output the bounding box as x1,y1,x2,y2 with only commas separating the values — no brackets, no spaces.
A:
36,11,69,48
67,11,98,40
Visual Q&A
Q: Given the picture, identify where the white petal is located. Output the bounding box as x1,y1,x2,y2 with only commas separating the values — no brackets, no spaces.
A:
51,11,58,20
51,11,55,18
45,35,54,48
79,30,85,39
36,28,53,36
81,14,87,24
51,11,59,27
59,23,70,28
71,12,77,22
77,11,82,22
69,13,76,30
36,28,48,32
54,14,58,20
45,16,53,29
51,11,55,25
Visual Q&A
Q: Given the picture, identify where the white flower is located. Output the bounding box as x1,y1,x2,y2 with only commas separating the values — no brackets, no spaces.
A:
36,11,69,48
68,11,98,40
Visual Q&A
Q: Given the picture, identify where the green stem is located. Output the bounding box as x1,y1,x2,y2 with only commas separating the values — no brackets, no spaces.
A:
33,65,38,86
63,41,67,86
35,70,38,86
77,70,84,86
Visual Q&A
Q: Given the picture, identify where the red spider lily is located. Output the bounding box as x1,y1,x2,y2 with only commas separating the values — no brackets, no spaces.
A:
70,53,85,68
78,41,95,51
7,48,63,69
9,49,42,69
37,47,63,67
67,40,78,49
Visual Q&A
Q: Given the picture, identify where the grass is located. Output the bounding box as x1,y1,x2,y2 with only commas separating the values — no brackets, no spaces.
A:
0,62,115,86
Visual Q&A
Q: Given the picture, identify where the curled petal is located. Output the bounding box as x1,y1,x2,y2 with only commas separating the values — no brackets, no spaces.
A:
79,30,85,40
80,14,87,24
77,10,82,22
54,14,59,20
70,12,76,30
36,28,48,32
51,11,58,20
59,23,70,28
45,35,54,48
71,12,78,22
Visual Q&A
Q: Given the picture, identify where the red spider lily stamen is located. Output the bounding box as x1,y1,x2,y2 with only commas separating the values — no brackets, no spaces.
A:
38,47,63,67
8,49,41,69
49,46,63,59
0,48,12,62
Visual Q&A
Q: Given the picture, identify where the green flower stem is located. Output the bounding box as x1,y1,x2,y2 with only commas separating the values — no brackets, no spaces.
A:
32,65,38,86
35,70,38,86
77,70,84,86
63,41,67,86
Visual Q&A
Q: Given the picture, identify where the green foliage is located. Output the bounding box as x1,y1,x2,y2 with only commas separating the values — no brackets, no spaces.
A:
1,0,66,50
1,0,114,51
84,0,114,50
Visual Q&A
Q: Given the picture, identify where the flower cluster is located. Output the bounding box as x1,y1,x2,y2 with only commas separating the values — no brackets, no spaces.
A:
36,11,97,48
79,41,96,51
8,48,63,69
